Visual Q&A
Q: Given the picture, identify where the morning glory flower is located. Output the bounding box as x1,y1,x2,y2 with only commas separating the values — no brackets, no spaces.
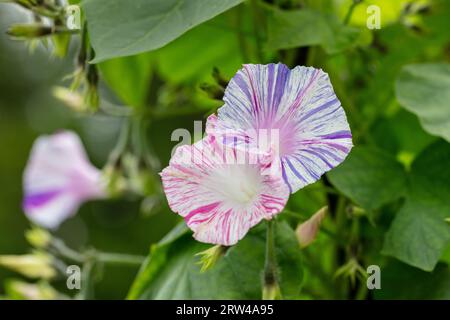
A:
209,63,353,193
23,131,105,229
160,136,289,246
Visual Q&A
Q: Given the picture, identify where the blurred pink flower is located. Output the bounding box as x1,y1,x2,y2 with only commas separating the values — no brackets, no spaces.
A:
23,131,105,229
160,136,289,246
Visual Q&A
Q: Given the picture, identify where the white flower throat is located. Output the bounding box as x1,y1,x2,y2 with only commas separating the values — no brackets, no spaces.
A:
206,164,262,206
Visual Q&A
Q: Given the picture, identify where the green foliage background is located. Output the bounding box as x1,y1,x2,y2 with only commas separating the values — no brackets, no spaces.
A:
0,0,449,299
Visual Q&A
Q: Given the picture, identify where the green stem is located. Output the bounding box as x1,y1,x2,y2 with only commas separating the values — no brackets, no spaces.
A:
343,1,359,25
334,196,349,298
302,250,337,295
262,220,281,300
96,252,145,266
50,239,85,263
250,0,265,62
234,5,250,62
77,260,94,300
51,238,145,266
109,118,131,164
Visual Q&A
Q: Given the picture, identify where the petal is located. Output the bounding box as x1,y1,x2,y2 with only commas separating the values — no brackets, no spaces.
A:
23,131,104,228
23,192,81,229
215,63,353,193
160,137,289,246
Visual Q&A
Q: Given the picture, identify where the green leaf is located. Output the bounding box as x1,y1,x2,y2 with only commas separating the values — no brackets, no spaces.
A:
374,261,450,299
396,63,450,142
371,110,437,165
289,181,328,216
382,141,450,271
155,11,251,84
266,8,362,54
83,0,244,63
98,53,154,108
327,146,407,211
128,221,303,299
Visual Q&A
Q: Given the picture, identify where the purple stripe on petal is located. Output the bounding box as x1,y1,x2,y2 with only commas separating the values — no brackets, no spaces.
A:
267,63,275,111
285,157,308,183
293,155,319,180
301,149,333,168
243,65,261,114
298,98,339,123
320,130,352,140
288,68,320,113
271,64,289,118
309,146,342,162
23,189,62,210
281,163,293,193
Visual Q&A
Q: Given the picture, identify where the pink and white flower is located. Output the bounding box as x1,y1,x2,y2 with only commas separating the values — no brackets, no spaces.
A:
23,131,105,229
210,63,353,193
160,137,289,246
161,63,352,245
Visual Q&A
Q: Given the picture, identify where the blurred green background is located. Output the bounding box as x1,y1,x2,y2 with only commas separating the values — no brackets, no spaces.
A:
0,6,183,299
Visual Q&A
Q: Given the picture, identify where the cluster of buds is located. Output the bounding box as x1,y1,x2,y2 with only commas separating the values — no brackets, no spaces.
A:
3,1,100,112
3,0,63,18
199,67,228,101
3,0,77,56
99,118,162,217
54,23,100,113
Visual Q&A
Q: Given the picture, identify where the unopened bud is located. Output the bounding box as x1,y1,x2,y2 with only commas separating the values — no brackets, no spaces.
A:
6,280,60,300
262,282,281,300
102,163,127,197
212,67,228,88
199,83,224,100
7,23,53,38
295,206,327,248
195,245,228,272
0,252,56,279
140,195,161,217
52,86,85,112
0,0,35,9
25,227,51,249
346,205,366,217
84,83,99,111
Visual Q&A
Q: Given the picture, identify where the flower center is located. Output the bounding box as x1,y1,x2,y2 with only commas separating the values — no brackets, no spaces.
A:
206,164,262,207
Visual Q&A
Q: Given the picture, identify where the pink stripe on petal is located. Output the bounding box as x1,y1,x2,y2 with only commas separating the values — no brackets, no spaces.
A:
160,137,289,246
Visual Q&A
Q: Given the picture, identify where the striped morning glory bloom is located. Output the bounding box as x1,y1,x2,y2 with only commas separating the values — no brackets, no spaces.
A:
160,136,289,246
209,63,353,193
23,131,105,229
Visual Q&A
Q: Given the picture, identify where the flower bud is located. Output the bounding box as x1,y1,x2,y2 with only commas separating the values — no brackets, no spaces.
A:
102,163,127,197
5,280,60,300
140,195,161,217
346,205,365,217
25,227,51,249
7,23,53,38
199,83,225,100
295,206,327,248
262,282,281,300
85,64,99,111
0,252,56,279
212,67,228,88
195,245,228,272
52,86,85,112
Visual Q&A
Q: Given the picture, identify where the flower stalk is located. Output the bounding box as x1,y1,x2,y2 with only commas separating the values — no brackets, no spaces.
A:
262,219,281,300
